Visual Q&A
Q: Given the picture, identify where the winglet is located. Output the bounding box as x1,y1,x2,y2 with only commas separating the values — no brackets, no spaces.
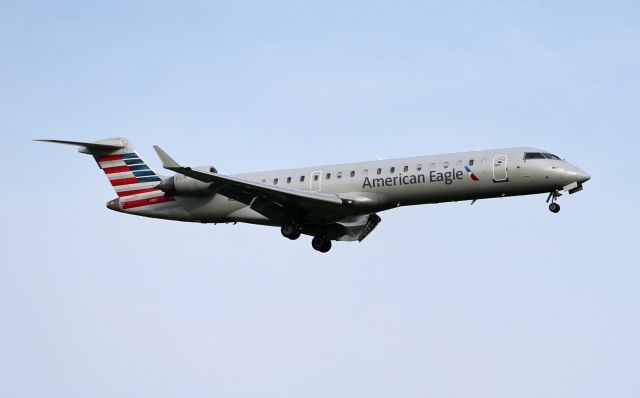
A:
153,146,181,169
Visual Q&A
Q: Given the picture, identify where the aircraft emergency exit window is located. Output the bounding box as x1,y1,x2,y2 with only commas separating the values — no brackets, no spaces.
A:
469,159,475,166
377,168,382,175
287,177,292,184
390,167,396,173
543,153,563,161
326,173,331,180
300,176,305,182
417,164,422,171
337,172,342,179
273,178,279,185
350,171,356,177
444,162,449,168
314,175,319,181
524,152,546,160
404,166,409,172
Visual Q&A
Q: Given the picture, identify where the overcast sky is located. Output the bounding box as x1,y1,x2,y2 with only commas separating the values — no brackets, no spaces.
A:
1,1,639,397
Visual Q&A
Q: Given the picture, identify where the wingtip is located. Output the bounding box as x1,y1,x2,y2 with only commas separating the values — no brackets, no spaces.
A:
153,145,181,169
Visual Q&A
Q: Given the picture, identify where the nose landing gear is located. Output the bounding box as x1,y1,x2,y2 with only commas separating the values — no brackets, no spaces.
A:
546,191,562,213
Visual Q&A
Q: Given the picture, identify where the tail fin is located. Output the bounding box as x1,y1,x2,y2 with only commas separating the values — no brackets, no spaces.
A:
37,137,163,197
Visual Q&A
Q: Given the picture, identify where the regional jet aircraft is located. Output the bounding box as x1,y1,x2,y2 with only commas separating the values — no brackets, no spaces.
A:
38,138,590,253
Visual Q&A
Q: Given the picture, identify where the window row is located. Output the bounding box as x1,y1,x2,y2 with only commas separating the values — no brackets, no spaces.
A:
261,159,480,185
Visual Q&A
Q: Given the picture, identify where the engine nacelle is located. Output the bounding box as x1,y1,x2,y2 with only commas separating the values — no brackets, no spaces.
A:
158,166,217,195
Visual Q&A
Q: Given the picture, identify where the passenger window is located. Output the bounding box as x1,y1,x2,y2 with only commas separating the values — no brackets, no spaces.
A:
337,172,342,179
326,173,331,180
444,162,449,168
390,167,395,173
287,177,292,184
377,168,382,175
404,166,409,172
273,178,279,185
350,171,356,177
300,176,305,182
417,164,422,171
469,159,474,166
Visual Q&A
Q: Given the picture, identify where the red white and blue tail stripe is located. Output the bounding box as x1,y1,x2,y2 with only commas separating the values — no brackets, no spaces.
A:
36,137,178,211
93,149,176,210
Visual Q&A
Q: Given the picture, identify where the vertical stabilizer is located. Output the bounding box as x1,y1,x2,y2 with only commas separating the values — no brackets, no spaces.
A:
37,137,176,210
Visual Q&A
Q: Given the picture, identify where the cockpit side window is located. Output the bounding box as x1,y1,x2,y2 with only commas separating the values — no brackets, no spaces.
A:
524,152,546,160
543,153,563,161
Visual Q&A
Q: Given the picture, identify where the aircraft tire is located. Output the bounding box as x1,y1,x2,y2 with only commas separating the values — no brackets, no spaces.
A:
312,235,331,253
281,224,302,240
549,203,561,213
320,239,332,253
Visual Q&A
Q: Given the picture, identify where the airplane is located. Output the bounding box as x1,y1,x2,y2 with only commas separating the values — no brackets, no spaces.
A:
37,137,591,253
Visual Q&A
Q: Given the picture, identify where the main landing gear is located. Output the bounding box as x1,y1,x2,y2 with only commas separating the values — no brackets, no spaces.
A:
281,224,302,240
546,191,562,214
311,235,332,253
281,223,333,253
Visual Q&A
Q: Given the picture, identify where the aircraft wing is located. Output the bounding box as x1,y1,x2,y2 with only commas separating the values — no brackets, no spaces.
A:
153,146,347,224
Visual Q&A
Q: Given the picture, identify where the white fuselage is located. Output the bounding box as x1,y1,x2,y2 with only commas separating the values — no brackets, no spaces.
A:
123,147,590,225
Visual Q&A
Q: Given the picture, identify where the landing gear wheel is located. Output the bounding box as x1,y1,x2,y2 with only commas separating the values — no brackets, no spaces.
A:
312,235,332,253
546,190,562,214
281,224,302,240
549,203,561,213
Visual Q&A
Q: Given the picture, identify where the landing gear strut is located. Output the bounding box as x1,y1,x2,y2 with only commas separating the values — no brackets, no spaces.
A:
546,191,562,214
281,224,302,240
312,235,332,253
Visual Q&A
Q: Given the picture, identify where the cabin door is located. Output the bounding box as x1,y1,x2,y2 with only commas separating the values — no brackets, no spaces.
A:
493,155,508,182
310,171,322,192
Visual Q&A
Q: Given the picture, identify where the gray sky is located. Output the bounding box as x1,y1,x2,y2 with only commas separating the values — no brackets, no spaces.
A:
1,1,639,397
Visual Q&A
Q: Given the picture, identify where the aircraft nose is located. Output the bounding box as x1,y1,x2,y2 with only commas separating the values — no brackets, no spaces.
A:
576,169,591,184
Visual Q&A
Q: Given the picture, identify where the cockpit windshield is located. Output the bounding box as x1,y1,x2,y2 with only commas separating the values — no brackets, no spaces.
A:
543,153,563,161
524,152,545,160
524,152,564,161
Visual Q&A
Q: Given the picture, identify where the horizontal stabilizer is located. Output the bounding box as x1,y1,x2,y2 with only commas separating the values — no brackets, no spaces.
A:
35,139,125,151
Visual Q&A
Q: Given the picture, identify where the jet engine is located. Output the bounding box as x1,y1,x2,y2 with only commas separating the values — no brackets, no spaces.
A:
157,166,217,195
